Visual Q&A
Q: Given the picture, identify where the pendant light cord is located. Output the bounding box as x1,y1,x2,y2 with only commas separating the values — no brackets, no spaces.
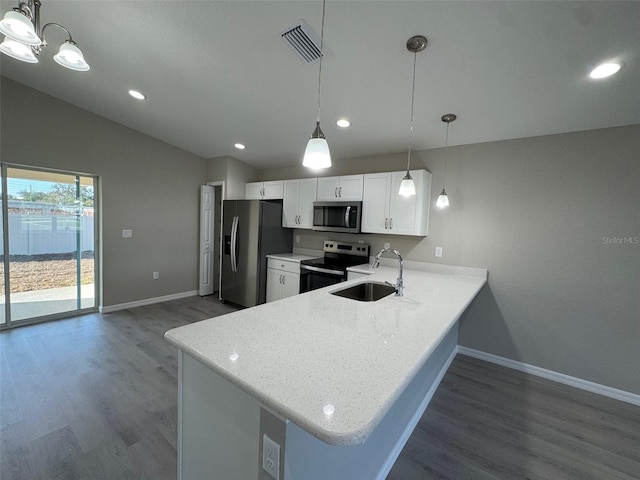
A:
316,0,327,124
406,51,417,173
443,120,450,186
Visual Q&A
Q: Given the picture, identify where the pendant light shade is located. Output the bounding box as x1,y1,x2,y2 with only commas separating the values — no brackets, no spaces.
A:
303,0,331,169
0,10,40,46
53,41,90,71
436,188,449,207
398,35,427,197
399,173,417,197
438,113,456,208
0,36,37,62
303,122,331,169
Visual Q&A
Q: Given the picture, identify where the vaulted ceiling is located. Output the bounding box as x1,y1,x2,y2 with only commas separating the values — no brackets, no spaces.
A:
2,0,638,169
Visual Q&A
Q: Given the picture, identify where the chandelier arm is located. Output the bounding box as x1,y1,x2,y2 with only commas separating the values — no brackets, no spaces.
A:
40,22,74,45
16,2,33,19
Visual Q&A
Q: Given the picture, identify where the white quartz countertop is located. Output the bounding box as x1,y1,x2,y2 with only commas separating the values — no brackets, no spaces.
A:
266,252,317,262
165,265,486,446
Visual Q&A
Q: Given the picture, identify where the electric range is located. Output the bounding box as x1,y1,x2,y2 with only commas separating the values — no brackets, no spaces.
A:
299,240,370,293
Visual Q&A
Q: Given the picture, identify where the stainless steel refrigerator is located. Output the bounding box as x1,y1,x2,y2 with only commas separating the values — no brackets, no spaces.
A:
221,199,292,307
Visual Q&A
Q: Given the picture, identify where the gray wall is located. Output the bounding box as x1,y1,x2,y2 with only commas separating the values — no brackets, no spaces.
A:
258,125,640,394
1,78,208,307
207,155,257,199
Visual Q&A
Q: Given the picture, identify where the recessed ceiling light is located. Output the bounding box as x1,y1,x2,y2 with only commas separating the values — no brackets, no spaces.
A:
589,62,622,79
234,143,246,150
336,119,351,128
128,89,146,100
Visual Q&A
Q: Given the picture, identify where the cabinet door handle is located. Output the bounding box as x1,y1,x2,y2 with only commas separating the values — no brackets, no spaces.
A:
339,186,342,197
389,218,393,230
335,187,338,198
282,276,286,285
384,218,388,229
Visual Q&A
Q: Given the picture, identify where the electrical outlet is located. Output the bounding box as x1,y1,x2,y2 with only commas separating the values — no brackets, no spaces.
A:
262,434,280,479
295,235,300,244
383,242,390,249
435,246,443,258
122,229,133,238
153,272,160,280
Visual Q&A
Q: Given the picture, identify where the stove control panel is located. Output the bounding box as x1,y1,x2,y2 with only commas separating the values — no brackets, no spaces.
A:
323,241,370,258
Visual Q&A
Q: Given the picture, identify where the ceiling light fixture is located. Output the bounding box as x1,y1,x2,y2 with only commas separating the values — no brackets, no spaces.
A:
336,119,351,128
589,62,622,79
436,113,457,208
302,0,331,170
234,143,246,150
398,35,427,198
128,89,146,100
0,0,89,71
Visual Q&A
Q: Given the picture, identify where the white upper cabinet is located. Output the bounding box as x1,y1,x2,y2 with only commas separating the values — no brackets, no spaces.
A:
282,178,317,229
316,175,364,201
361,169,432,236
245,181,284,200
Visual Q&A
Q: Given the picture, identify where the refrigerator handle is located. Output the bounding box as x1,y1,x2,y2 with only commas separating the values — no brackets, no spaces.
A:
231,216,239,272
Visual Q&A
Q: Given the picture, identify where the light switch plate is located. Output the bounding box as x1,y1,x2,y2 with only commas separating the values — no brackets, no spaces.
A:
122,229,133,238
435,246,443,257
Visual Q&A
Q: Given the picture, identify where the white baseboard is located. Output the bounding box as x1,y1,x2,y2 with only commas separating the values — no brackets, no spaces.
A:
100,290,198,314
457,346,640,407
376,346,458,480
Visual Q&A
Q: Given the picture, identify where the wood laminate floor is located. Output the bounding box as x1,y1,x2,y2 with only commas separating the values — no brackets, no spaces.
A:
0,296,238,480
1,297,639,479
388,355,640,480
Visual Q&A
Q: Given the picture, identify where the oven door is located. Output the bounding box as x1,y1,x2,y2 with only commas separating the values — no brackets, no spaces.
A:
299,264,346,293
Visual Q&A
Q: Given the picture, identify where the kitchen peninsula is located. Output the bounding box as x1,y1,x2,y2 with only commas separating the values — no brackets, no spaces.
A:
165,263,487,479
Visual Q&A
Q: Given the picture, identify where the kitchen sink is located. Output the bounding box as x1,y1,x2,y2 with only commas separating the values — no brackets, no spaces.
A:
330,282,397,302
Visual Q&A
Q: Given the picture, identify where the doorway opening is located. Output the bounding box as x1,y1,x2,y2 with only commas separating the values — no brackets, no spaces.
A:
1,164,99,328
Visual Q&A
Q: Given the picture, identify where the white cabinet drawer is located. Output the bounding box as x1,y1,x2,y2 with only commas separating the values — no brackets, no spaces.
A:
267,258,300,275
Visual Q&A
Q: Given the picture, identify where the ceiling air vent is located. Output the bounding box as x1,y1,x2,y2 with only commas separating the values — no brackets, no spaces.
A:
280,19,328,64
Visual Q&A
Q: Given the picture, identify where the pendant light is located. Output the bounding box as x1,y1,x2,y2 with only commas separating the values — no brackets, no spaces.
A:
398,35,427,197
0,0,90,71
303,0,331,170
436,113,457,208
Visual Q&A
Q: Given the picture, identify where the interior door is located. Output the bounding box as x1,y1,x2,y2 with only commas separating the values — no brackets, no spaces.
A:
199,185,215,296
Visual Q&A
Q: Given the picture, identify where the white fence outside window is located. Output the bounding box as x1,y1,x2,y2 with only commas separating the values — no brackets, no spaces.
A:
6,213,94,255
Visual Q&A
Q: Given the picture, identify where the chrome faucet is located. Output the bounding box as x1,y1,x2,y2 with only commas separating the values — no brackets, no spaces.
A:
371,247,404,296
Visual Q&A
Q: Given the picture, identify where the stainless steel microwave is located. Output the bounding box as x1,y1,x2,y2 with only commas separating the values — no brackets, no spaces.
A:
312,201,362,234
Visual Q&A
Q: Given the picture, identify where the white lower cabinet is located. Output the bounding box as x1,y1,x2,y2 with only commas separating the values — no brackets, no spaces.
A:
266,258,300,302
361,169,432,236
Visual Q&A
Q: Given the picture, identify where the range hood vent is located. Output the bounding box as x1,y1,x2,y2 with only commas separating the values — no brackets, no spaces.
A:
280,19,327,64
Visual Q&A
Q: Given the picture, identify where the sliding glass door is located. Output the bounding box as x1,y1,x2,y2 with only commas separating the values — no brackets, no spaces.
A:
0,165,98,328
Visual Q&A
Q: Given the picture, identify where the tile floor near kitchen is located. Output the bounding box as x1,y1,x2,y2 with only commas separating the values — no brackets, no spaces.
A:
1,296,638,479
